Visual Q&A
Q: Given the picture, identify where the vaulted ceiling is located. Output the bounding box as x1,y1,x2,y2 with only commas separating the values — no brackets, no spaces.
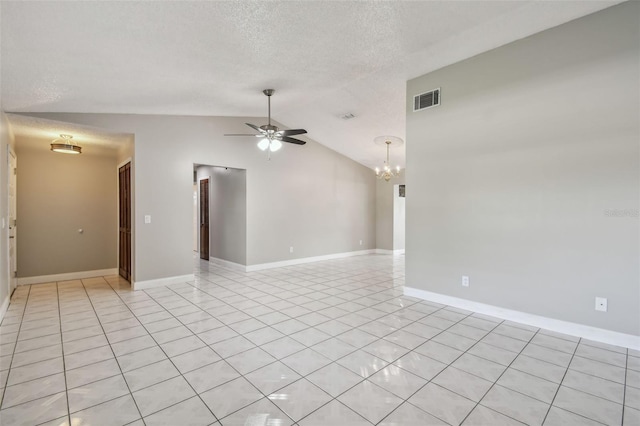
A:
0,1,620,168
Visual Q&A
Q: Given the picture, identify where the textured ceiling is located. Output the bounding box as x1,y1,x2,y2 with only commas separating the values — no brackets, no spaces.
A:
7,113,131,156
0,1,621,168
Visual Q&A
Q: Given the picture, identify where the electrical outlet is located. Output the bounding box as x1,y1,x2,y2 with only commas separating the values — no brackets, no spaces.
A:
144,215,151,224
595,297,607,312
359,240,363,245
462,276,470,287
289,246,294,253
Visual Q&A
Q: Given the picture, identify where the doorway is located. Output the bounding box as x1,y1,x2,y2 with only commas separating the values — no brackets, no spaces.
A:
8,147,17,295
199,178,210,260
119,162,132,281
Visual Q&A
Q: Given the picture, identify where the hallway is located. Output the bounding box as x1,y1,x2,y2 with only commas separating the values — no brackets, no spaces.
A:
0,254,637,425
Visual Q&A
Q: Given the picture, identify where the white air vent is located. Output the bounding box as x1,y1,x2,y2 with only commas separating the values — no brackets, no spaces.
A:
413,88,440,111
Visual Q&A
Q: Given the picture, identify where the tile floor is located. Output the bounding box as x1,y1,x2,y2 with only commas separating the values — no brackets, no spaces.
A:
0,254,638,425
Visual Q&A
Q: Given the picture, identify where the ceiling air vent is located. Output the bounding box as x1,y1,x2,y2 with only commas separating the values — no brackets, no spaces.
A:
413,88,440,112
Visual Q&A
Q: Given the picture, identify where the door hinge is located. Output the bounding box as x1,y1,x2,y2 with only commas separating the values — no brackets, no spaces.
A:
13,271,17,278
13,168,17,175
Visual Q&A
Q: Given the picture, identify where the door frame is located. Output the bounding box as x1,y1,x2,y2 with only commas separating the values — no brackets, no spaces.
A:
198,176,210,260
7,146,17,296
117,158,133,282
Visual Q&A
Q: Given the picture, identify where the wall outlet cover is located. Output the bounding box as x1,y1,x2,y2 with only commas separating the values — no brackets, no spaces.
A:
462,276,470,287
595,297,607,312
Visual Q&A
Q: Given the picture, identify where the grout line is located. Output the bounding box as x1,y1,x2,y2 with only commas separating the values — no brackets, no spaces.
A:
0,285,31,410
622,349,628,425
76,276,146,423
54,281,72,425
541,334,582,424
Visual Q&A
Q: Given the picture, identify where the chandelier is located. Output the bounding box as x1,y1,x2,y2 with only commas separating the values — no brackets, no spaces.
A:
374,136,403,181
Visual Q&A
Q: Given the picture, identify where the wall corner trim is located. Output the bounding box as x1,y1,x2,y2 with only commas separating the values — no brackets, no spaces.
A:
133,274,195,291
17,268,119,286
246,250,376,272
0,295,9,324
404,286,640,351
208,257,246,273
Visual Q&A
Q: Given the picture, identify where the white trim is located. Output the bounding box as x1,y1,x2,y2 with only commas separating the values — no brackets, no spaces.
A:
117,157,132,170
133,274,195,291
0,295,9,324
375,249,394,255
209,257,246,273
17,268,119,286
374,249,404,255
404,286,640,350
246,250,375,272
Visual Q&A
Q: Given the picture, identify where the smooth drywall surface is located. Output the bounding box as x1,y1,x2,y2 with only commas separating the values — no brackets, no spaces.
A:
406,2,639,335
196,165,247,265
376,176,405,250
0,112,15,307
15,140,118,277
393,184,405,251
18,113,376,281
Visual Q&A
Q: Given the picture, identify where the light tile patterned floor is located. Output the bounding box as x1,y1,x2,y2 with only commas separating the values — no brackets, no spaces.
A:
0,254,638,425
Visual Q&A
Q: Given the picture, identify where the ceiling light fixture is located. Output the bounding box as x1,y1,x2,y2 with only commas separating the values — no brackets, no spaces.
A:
257,137,282,153
374,135,403,182
51,134,82,154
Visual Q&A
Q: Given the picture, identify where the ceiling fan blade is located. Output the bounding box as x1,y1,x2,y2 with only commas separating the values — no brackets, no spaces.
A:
276,128,307,136
279,136,306,145
224,133,261,137
245,123,266,134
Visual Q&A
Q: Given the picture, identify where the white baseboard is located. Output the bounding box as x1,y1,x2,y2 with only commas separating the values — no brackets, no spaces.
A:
209,257,246,273
404,286,640,351
17,268,119,286
375,249,404,255
246,250,375,272
375,249,394,255
133,274,195,291
0,295,9,324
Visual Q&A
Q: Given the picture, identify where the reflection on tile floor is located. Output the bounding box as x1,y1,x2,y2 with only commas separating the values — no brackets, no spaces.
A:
0,254,638,425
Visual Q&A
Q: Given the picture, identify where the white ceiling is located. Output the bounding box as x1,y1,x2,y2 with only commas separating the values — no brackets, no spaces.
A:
0,1,621,168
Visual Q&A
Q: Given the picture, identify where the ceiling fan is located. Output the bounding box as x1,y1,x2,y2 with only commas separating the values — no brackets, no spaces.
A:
225,89,307,156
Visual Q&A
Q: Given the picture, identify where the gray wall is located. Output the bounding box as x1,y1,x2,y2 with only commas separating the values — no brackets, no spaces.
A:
15,140,118,277
196,165,247,265
0,112,15,309
406,2,639,335
19,113,376,282
376,176,405,250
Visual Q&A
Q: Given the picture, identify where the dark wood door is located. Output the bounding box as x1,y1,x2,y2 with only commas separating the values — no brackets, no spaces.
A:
119,163,132,281
200,178,209,260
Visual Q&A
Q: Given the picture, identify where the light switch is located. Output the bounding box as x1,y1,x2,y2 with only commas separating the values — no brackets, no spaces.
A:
144,215,151,224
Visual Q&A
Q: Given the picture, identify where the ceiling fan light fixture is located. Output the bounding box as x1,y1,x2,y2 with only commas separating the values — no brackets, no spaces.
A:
270,139,283,152
257,138,270,151
51,134,82,154
224,89,308,157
